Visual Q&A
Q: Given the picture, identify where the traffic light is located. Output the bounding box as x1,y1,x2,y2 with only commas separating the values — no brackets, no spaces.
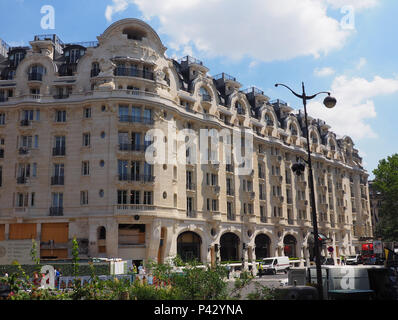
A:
292,163,305,176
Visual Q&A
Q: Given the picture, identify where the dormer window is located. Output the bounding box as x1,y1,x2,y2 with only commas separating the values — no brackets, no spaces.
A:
199,87,211,102
64,48,85,64
236,101,245,115
9,51,25,68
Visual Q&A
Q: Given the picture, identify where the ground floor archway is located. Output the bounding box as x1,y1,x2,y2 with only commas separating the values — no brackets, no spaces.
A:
177,231,202,262
255,234,271,259
283,234,297,258
220,232,240,261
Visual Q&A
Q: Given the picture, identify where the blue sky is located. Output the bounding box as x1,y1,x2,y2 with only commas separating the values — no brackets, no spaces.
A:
1,0,397,178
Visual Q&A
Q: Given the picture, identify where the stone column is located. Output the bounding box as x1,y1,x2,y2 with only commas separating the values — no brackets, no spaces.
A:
36,223,41,242
147,219,161,262
5,224,9,240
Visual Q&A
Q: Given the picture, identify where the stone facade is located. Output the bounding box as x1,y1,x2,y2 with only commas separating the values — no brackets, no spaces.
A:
0,18,372,265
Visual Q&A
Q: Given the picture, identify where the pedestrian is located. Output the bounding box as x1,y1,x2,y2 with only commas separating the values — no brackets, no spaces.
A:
138,263,143,274
341,256,345,265
132,264,137,274
226,265,231,279
258,263,263,278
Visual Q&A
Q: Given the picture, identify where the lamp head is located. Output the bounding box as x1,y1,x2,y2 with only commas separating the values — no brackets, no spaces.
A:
323,95,337,109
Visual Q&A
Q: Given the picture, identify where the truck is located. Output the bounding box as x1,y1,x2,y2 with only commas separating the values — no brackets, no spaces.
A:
259,256,290,275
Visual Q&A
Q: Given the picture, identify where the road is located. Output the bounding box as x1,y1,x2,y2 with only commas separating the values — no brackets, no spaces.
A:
226,273,288,299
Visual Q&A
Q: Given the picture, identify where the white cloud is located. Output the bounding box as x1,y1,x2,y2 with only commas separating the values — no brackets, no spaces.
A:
307,75,398,141
356,57,367,70
105,0,132,22
325,0,380,10
314,67,335,77
105,0,370,62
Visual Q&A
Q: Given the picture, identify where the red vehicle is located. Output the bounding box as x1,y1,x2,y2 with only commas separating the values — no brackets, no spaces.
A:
361,243,375,259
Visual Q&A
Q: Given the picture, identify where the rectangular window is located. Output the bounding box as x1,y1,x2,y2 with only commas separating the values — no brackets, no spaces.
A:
83,133,91,147
82,161,90,176
52,192,63,208
248,203,253,215
31,192,35,207
212,199,218,212
84,107,91,119
0,113,5,125
119,105,129,119
55,110,67,122
144,191,153,205
32,163,37,177
117,190,127,204
80,191,88,205
130,191,140,204
35,110,40,121
34,135,39,148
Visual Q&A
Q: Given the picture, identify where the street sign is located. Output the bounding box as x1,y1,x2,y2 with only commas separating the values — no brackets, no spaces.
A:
328,246,334,253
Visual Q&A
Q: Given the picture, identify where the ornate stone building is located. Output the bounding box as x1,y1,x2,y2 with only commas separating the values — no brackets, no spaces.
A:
0,18,372,265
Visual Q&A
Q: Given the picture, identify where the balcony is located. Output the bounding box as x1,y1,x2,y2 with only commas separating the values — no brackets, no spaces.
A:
226,164,234,173
51,176,65,186
118,174,155,183
227,188,234,196
186,210,197,218
212,185,221,194
260,216,268,223
186,183,196,191
20,119,31,127
115,204,155,215
90,69,100,77
18,148,31,156
118,144,148,152
49,207,64,216
53,147,66,156
53,94,70,100
119,115,154,125
17,176,28,184
114,67,154,81
28,72,43,81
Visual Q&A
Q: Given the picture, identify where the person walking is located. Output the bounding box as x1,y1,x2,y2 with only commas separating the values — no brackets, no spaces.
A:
226,265,231,279
258,263,263,278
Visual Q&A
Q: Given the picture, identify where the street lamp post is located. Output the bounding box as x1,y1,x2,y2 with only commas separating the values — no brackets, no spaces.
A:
275,82,337,300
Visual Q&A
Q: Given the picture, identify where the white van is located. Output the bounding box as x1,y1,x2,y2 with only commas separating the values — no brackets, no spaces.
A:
259,256,290,275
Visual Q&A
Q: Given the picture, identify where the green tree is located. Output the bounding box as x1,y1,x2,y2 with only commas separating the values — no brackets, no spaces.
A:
372,154,398,241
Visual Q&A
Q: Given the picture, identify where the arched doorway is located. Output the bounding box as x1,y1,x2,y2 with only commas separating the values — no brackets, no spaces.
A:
283,235,297,258
177,231,202,262
220,233,240,261
255,234,271,259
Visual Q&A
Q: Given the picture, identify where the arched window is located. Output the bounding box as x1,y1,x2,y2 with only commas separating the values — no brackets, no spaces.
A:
235,101,245,115
91,62,100,77
311,132,318,144
199,87,211,102
265,113,273,126
28,64,46,81
98,226,106,240
283,235,297,258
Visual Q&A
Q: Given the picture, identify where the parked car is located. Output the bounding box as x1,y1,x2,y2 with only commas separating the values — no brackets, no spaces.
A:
346,254,363,265
259,256,290,275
